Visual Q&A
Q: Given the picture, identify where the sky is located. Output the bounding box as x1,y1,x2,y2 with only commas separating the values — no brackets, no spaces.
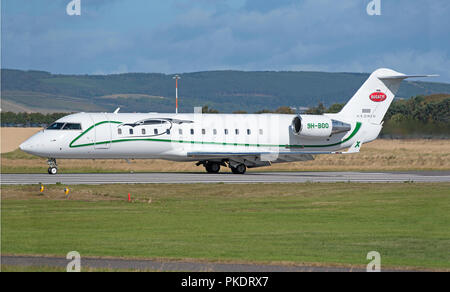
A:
1,0,450,82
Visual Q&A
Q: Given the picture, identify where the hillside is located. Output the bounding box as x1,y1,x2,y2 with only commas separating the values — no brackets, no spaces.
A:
1,69,450,113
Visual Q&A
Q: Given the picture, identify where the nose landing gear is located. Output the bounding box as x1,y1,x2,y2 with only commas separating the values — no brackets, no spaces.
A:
47,158,58,175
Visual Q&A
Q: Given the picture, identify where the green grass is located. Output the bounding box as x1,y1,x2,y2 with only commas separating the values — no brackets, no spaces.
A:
1,149,40,160
2,183,449,269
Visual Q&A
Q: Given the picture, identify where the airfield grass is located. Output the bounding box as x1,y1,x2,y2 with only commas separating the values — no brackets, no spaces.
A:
1,128,450,173
2,183,450,270
2,138,450,173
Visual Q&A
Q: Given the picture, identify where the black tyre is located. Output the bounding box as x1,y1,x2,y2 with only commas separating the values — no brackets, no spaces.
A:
205,162,220,173
231,164,246,174
48,167,58,175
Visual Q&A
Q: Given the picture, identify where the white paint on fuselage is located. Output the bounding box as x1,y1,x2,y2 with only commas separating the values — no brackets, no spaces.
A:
19,112,375,161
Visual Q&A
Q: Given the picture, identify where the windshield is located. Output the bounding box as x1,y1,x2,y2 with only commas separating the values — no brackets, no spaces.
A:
46,122,82,130
46,122,65,130
62,123,82,130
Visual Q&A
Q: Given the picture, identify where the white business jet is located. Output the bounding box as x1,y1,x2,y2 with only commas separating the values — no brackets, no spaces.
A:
20,68,434,174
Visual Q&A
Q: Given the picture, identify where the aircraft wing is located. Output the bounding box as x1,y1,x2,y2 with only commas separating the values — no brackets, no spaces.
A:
187,150,339,158
187,141,363,159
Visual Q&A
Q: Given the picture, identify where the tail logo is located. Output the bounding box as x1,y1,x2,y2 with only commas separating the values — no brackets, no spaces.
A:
369,91,387,102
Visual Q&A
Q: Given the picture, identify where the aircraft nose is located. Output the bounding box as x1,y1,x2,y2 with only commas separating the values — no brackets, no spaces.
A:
19,141,32,152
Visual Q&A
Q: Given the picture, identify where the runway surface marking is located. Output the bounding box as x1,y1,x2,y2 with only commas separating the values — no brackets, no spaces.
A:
1,171,450,185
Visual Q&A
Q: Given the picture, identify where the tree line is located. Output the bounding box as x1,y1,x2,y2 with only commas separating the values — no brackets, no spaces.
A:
2,95,448,138
1,112,68,126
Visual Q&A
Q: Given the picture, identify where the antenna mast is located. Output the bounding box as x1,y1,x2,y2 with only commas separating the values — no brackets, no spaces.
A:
173,75,181,114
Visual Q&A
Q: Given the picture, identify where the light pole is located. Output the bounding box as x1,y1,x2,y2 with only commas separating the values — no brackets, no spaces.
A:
173,75,181,114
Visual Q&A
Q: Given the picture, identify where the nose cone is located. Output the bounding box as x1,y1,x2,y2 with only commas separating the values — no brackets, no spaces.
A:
19,141,28,152
19,131,46,156
19,139,34,154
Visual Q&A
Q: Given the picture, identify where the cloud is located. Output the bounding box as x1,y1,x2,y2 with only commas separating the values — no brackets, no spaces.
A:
2,0,449,83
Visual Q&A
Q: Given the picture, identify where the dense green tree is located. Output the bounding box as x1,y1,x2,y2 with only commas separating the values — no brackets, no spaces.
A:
202,105,219,113
274,106,295,114
306,102,326,114
327,103,344,113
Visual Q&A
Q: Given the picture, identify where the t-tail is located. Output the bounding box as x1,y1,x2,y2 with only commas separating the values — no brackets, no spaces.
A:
333,68,437,142
336,68,437,124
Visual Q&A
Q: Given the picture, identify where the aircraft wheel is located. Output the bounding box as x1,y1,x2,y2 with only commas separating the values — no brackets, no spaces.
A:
231,164,246,174
205,162,220,173
48,167,58,175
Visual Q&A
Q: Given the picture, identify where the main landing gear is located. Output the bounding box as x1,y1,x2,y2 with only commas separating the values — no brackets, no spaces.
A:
205,161,221,173
230,163,246,174
47,158,58,175
196,161,221,173
197,160,247,174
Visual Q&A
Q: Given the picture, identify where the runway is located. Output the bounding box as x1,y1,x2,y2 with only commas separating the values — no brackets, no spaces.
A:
2,171,450,185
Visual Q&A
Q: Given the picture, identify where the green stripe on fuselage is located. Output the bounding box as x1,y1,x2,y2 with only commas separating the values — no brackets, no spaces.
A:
69,121,362,149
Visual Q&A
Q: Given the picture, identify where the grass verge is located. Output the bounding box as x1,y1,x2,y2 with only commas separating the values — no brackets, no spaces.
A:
2,183,449,270
2,139,450,173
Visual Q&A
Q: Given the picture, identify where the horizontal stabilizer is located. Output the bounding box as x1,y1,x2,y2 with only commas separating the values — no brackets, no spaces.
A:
379,74,438,80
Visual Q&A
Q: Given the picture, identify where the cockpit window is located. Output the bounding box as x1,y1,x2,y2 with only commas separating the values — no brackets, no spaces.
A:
47,122,82,130
62,123,82,130
47,123,65,130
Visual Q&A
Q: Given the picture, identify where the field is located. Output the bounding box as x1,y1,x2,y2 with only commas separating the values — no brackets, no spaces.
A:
2,183,449,270
1,126,449,172
1,127,42,153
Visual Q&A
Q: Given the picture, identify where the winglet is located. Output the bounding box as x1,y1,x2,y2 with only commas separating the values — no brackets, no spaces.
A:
346,140,363,154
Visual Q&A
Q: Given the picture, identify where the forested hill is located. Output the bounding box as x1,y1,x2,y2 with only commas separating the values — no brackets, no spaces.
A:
2,69,450,113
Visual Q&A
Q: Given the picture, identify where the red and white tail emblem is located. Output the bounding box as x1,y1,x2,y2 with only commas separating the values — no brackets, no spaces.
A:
369,91,387,102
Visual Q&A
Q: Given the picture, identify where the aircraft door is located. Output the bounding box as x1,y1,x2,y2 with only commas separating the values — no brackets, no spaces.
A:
90,113,112,149
174,122,185,151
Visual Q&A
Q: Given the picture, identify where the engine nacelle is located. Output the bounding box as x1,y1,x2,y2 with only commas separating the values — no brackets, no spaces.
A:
291,115,351,138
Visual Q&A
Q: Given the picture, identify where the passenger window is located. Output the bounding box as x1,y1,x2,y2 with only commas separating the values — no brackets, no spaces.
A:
129,129,134,135
143,120,162,125
179,129,183,135
247,129,251,135
224,129,228,135
154,129,158,135
190,129,194,135
142,128,146,135
118,128,122,135
259,129,263,135
202,129,206,135
213,129,217,135
166,129,170,135
235,129,239,135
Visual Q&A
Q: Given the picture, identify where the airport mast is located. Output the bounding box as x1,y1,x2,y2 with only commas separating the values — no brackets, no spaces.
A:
173,75,181,114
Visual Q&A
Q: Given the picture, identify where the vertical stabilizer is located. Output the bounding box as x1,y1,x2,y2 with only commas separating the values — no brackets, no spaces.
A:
337,68,435,125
